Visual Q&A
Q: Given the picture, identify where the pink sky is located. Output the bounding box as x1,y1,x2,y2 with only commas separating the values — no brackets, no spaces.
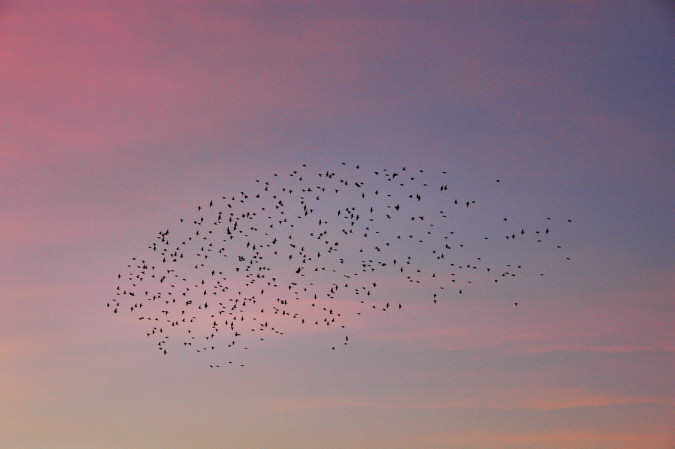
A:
1,2,673,448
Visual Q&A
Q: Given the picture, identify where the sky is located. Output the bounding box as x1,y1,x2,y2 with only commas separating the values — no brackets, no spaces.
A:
1,1,674,448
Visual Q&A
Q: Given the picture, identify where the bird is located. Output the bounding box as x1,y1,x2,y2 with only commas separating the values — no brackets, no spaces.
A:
110,162,573,367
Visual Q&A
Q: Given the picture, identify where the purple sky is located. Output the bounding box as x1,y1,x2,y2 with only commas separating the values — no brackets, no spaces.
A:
1,2,673,448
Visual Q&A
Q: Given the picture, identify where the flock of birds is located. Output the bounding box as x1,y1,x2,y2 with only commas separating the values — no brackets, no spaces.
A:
110,163,573,367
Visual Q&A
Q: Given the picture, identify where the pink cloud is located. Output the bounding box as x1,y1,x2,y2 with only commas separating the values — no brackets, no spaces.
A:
418,429,674,449
2,2,397,161
522,343,675,355
265,386,672,413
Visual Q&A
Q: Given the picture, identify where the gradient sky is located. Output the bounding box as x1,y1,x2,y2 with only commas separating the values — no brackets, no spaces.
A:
1,1,674,448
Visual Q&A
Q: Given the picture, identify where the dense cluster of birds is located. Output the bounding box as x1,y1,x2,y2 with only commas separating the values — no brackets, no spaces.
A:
110,163,573,367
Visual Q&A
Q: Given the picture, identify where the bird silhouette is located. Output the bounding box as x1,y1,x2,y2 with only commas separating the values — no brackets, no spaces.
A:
110,163,573,367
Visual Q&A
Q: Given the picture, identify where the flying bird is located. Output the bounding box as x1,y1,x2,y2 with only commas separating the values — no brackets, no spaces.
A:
110,163,573,367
